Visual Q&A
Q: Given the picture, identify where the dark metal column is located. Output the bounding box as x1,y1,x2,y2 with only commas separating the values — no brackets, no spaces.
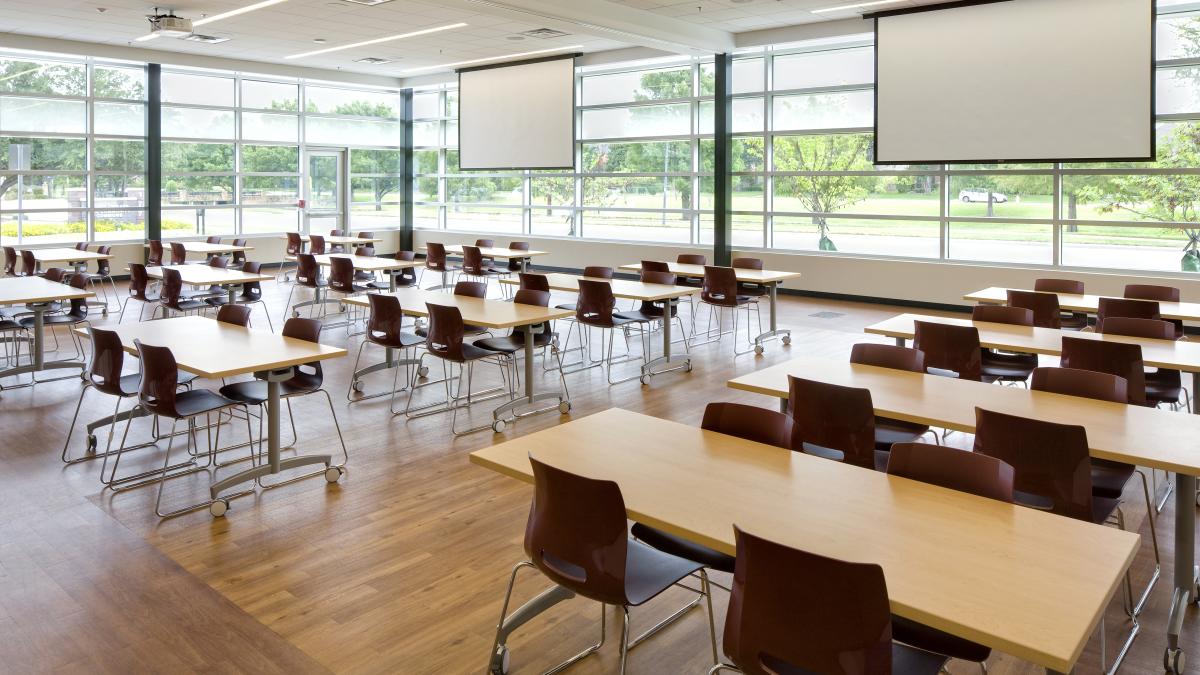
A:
713,53,733,266
400,88,414,251
146,63,161,248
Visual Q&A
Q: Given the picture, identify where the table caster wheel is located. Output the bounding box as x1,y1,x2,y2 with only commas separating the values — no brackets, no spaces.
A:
639,374,650,385
1165,647,1185,674
324,466,343,483
418,366,430,378
558,401,571,414
490,645,510,675
351,379,364,393
754,344,764,355
492,419,507,433
210,499,229,517
782,334,792,345
85,434,98,455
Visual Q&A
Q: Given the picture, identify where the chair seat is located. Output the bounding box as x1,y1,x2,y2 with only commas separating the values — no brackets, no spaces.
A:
736,283,768,297
759,643,948,675
980,350,1037,380
219,378,319,404
874,417,930,450
417,324,487,338
1146,370,1183,405
370,331,424,350
171,389,240,418
423,340,501,363
892,614,991,664
1014,491,1120,525
630,522,735,574
475,331,554,353
623,538,705,607
164,299,210,313
21,313,86,328
554,302,577,312
582,314,642,328
113,371,194,396
613,311,658,324
1091,458,1136,499
330,284,371,295
700,295,753,307
616,305,677,322
1060,313,1090,331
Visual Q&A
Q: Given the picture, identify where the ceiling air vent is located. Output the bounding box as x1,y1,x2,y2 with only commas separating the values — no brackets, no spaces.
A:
181,33,230,44
354,57,393,65
520,28,570,39
339,0,395,5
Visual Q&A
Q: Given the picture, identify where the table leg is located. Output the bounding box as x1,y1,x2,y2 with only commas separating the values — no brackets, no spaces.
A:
640,300,691,383
895,337,906,347
491,324,567,431
1163,371,1200,674
0,303,85,383
227,286,236,306
390,272,397,292
752,282,792,354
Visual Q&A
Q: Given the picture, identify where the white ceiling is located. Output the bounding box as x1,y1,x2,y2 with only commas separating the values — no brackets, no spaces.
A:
0,0,958,79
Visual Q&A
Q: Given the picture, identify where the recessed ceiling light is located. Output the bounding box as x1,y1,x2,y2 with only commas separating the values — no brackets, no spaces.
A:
811,0,905,13
193,0,288,26
285,22,467,59
354,56,393,64
182,33,231,44
400,45,584,74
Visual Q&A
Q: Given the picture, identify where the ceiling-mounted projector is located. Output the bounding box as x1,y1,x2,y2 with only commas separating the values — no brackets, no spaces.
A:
148,12,194,37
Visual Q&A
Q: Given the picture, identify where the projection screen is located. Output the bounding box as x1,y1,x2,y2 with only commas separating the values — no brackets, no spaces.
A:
873,0,1154,165
457,56,576,170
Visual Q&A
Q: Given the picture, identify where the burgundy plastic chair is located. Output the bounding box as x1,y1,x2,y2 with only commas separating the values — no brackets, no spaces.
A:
641,260,670,273
1097,297,1160,327
328,256,368,297
147,240,164,267
328,230,345,254
518,273,550,292
286,232,303,256
43,267,67,283
358,231,374,239
553,266,616,312
913,320,984,381
412,302,508,434
415,281,488,338
422,242,460,287
568,278,650,385
205,236,221,245
1125,284,1184,338
491,457,716,673
1060,336,1147,406
391,251,420,289
3,246,19,276
476,289,556,351
971,304,1038,384
505,241,530,273
850,343,935,449
348,293,424,410
461,245,501,285
732,257,768,297
21,249,38,276
1034,278,1089,330
354,245,378,283
1100,317,1186,410
119,263,159,323
676,253,707,288
972,304,1033,325
698,266,758,355
308,234,327,255
788,375,882,470
157,267,209,318
230,238,247,269
718,526,948,675
284,252,326,318
169,242,188,265
1006,289,1061,329
216,303,252,326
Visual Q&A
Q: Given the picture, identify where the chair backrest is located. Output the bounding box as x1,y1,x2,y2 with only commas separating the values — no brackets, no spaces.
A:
849,343,925,372
216,303,252,326
330,229,344,237
732,257,764,271
208,254,227,269
160,267,186,309
787,375,876,469
1097,297,1159,325
506,241,530,271
1007,289,1060,329
454,280,487,298
1125,283,1179,303
295,253,321,289
128,263,152,301
43,267,67,283
21,249,37,276
514,288,550,308
87,327,128,397
972,304,1034,326
724,526,893,675
677,253,707,265
205,236,221,245
886,443,1015,502
518,273,550,292
281,317,325,388
169,242,187,265
367,293,406,348
701,266,740,307
355,245,376,259
67,272,90,315
576,279,617,327
582,266,613,279
95,246,112,275
231,239,247,264
239,261,263,300
425,242,448,271
75,242,89,251
641,260,670,273
973,407,1095,521
1034,278,1084,294
308,234,326,255
474,238,495,249
395,250,418,284
912,320,982,380
424,302,469,360
286,232,303,256
701,402,795,450
523,457,632,605
639,270,676,286
1100,316,1177,341
462,245,487,275
3,247,16,276
1031,366,1127,404
1060,336,1146,405
148,239,164,266
328,257,357,293
358,231,374,239
134,340,181,418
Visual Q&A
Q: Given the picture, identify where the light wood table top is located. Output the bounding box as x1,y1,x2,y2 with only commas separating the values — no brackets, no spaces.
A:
141,265,274,286
286,254,418,272
499,272,699,301
866,312,1200,372
343,288,572,330
148,241,253,254
284,234,382,245
422,245,549,259
0,276,94,305
729,355,1200,475
23,247,113,263
618,261,802,284
965,286,1200,323
75,316,346,379
470,407,1137,673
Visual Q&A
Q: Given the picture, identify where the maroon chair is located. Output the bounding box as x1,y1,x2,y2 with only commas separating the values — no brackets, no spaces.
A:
1125,284,1184,339
230,238,247,269
616,270,686,342
156,267,209,318
1100,317,1187,410
1060,336,1147,406
1006,289,1061,329
972,304,1033,326
569,278,650,385
168,242,188,266
216,303,252,326
641,260,670,273
286,232,304,256
328,256,369,299
461,245,502,290
20,274,91,361
348,293,424,411
421,242,459,288
226,261,273,332
696,265,758,355
147,240,164,267
283,253,327,320
20,249,38,276
717,526,948,675
490,457,717,674
850,343,936,449
518,273,550,292
675,253,707,288
732,257,768,298
788,375,882,470
1034,278,1089,330
505,241,530,273
205,236,221,245
327,229,345,254
913,320,984,381
308,234,327,256
417,281,489,338
390,251,419,289
43,267,68,283
555,266,613,313
353,245,378,283
3,246,20,276
119,263,160,323
971,304,1038,384
1097,297,1160,326
633,402,796,576
476,289,568,406
357,231,374,239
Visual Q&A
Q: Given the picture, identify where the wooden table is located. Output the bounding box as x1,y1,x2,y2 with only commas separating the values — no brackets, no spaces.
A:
500,272,699,383
728,355,1200,670
618,262,802,354
965,286,1200,323
421,245,549,281
343,288,572,431
0,276,94,385
24,247,112,266
288,234,382,246
149,241,254,257
143,265,273,306
284,254,421,315
470,407,1138,674
79,316,347,516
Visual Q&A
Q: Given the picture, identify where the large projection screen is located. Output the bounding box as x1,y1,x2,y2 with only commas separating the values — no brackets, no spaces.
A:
874,0,1154,165
458,56,575,170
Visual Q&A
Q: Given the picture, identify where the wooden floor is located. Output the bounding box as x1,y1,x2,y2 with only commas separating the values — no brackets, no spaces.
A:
0,275,1192,674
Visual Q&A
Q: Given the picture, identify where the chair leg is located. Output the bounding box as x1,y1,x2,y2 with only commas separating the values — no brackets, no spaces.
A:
618,606,632,675
60,384,90,463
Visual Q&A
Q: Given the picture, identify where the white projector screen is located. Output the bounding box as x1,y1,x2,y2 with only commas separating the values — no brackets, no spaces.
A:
873,0,1153,165
458,56,576,170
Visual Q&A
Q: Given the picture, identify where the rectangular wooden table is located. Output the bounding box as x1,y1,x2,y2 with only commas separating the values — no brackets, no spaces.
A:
143,265,273,306
618,261,802,353
149,241,254,257
286,234,382,247
965,286,1200,323
285,254,421,315
80,316,347,514
500,272,699,382
0,276,94,385
24,247,113,265
728,355,1200,670
421,245,549,280
470,407,1138,674
344,288,573,430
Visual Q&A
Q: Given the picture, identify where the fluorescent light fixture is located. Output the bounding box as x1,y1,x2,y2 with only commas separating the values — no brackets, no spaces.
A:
285,23,468,59
401,45,584,74
193,0,289,26
134,33,160,42
812,0,905,13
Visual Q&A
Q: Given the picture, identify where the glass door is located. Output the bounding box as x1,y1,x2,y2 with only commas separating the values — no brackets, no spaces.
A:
304,149,345,234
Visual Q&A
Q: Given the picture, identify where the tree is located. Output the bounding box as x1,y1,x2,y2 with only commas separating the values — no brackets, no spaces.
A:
772,133,875,250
